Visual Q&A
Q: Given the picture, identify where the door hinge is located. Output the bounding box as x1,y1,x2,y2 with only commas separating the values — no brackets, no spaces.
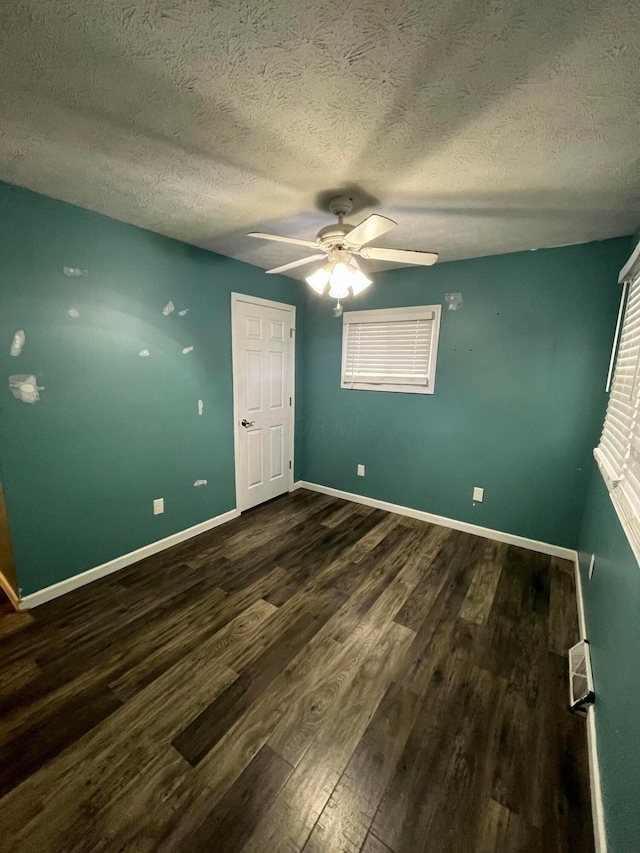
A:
290,328,294,338
289,396,292,406
289,460,292,469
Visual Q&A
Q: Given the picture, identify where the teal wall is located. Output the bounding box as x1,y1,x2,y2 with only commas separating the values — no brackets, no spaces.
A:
300,238,631,548
0,182,304,596
578,431,640,852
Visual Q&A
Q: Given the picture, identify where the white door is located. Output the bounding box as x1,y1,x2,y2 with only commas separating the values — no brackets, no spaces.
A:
232,294,295,512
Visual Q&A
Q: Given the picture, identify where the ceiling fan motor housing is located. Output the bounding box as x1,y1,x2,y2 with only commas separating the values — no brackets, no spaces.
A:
316,223,355,246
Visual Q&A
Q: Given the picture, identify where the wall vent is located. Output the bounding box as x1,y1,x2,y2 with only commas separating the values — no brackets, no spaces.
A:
569,640,595,717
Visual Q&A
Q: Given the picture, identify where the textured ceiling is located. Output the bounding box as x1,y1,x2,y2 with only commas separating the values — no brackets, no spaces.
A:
1,0,639,279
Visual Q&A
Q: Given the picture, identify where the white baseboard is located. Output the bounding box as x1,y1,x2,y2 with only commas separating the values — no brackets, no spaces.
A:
587,706,607,853
573,553,588,641
573,554,607,853
18,508,240,610
294,481,576,560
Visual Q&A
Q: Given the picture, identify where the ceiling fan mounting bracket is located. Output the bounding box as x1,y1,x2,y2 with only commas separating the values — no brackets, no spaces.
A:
327,195,354,220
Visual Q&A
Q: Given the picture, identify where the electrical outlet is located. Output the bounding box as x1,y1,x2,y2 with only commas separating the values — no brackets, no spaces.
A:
472,486,484,502
588,554,595,579
153,498,164,515
357,464,365,477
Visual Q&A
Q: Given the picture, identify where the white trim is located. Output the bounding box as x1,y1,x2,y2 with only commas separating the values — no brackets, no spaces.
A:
231,293,295,312
587,706,608,853
18,508,239,610
341,304,441,395
573,553,608,853
341,306,437,323
0,569,20,611
593,447,622,488
573,553,588,640
594,448,640,570
594,272,640,571
619,240,640,283
231,293,296,513
605,281,628,393
293,481,575,559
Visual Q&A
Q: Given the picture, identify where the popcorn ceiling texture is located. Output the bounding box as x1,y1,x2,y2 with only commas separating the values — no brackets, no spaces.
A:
1,0,639,278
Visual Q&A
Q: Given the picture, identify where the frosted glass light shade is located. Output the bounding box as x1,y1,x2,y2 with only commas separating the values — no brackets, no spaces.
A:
306,259,373,299
328,262,351,299
306,265,331,294
350,268,372,295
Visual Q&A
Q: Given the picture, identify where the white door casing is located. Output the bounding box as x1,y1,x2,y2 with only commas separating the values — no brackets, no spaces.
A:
231,293,295,512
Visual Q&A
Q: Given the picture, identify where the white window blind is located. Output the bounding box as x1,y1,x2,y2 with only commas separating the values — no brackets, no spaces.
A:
341,305,441,394
595,271,640,563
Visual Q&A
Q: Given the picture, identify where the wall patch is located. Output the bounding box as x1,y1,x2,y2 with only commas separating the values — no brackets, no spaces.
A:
9,330,25,356
9,374,41,404
445,293,463,310
162,301,175,316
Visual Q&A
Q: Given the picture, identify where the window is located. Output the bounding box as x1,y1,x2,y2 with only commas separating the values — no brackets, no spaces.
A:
595,245,640,564
341,305,441,394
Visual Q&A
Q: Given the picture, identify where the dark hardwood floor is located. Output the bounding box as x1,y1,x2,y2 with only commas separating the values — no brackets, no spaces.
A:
0,489,594,852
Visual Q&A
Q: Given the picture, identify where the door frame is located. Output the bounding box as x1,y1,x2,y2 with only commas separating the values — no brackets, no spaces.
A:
231,292,296,513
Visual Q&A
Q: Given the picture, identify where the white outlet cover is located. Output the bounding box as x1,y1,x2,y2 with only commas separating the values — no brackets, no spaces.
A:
357,464,365,477
153,498,164,515
473,486,484,502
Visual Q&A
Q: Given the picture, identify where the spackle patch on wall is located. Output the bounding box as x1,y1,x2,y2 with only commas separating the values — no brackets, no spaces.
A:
68,308,80,319
139,348,150,357
178,309,189,317
9,374,42,403
198,399,204,415
63,267,86,277
182,346,193,354
194,479,207,487
445,293,463,310
9,330,25,356
162,301,175,316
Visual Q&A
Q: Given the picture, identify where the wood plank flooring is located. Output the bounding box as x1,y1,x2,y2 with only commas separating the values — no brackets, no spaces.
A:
0,489,594,852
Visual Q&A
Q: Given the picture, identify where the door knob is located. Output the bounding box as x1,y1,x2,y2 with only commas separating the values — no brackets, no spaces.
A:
241,419,255,428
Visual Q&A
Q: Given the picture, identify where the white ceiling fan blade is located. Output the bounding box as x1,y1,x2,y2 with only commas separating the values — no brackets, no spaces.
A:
266,254,326,274
247,232,320,249
360,247,439,266
343,215,397,248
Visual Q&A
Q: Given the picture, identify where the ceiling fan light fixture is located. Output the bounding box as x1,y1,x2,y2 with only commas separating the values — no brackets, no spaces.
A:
250,197,438,301
306,265,331,294
307,259,373,300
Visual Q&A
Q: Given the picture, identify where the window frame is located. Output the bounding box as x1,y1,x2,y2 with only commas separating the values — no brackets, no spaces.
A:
340,304,441,395
594,241,640,566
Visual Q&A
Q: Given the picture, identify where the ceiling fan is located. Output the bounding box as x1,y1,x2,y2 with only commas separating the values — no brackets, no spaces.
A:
247,196,438,302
